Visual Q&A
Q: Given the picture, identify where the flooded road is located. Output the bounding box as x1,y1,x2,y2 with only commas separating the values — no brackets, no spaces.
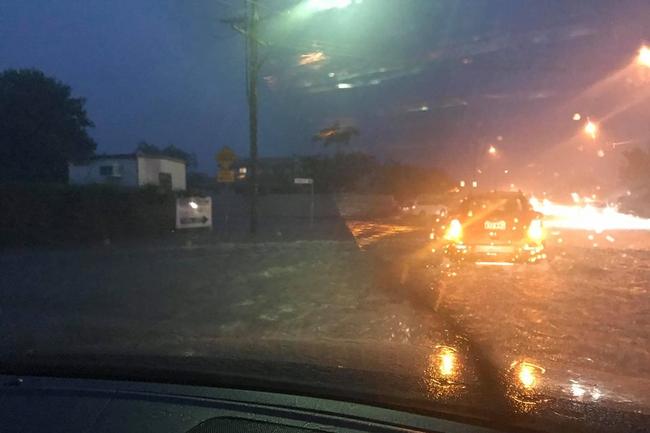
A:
348,218,650,412
439,247,650,408
0,209,648,424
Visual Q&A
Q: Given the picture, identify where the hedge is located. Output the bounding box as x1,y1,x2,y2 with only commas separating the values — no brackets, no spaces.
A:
0,184,177,247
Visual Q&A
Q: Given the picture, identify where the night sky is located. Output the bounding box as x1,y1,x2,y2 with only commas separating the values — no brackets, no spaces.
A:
2,0,649,189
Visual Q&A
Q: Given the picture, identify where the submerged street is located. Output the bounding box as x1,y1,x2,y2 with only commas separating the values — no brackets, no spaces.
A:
352,217,650,411
1,195,649,417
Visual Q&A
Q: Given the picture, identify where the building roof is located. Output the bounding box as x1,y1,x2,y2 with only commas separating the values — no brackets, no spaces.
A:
72,152,187,165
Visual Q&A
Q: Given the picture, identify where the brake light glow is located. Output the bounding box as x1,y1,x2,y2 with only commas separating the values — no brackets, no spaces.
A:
527,219,544,244
444,219,463,242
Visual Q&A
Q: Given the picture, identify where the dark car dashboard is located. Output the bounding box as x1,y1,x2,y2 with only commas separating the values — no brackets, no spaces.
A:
0,374,502,433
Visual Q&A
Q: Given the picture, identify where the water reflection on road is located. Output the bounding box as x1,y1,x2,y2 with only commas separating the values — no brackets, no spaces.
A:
437,250,650,409
423,345,467,400
353,218,650,412
345,220,417,249
422,343,552,414
506,360,549,413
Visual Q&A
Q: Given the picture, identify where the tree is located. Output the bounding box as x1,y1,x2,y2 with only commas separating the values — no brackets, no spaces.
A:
618,146,650,216
301,152,376,193
136,141,197,169
0,69,96,182
332,152,377,191
300,151,451,195
135,140,160,156
620,147,650,190
376,161,451,201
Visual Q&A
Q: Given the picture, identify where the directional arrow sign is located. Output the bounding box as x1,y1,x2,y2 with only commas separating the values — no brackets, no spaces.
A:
176,197,212,229
180,216,209,225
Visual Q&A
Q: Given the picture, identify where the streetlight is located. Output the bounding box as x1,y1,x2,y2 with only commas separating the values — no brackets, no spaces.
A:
584,119,598,140
637,45,650,68
488,145,497,156
306,0,353,12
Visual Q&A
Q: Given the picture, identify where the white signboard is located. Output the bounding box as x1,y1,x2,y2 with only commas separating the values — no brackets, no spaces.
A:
294,177,313,185
176,197,212,229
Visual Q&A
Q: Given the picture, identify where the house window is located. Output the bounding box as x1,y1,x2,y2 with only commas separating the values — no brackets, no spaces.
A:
99,165,121,177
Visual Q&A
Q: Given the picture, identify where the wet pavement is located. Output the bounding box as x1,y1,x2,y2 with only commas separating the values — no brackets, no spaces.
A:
347,218,650,413
0,208,649,422
0,239,442,353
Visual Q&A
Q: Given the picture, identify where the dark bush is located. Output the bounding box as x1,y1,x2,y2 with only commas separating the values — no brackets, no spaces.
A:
0,184,176,247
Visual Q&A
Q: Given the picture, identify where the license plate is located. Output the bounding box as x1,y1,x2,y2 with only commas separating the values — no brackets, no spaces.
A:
475,244,515,253
484,220,506,230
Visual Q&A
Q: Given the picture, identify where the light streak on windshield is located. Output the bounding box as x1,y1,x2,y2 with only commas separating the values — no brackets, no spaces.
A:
530,196,650,232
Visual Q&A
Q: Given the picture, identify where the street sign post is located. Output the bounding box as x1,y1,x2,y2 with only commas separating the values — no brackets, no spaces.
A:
215,147,237,235
217,170,235,183
216,147,236,184
294,178,314,226
216,147,236,168
176,197,212,230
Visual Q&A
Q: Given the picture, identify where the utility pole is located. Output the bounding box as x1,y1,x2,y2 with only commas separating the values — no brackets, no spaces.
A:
246,0,260,234
223,1,260,234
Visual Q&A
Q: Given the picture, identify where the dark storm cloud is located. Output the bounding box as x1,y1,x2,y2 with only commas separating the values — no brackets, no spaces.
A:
2,0,649,173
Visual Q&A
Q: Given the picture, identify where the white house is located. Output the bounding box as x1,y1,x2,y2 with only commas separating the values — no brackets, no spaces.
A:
69,153,187,191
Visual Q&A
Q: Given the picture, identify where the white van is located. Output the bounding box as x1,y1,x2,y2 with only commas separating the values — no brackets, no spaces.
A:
411,195,448,217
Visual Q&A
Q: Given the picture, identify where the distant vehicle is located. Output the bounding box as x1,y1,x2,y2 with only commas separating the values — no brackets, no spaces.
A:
397,199,416,215
403,195,448,217
584,199,613,210
433,191,545,264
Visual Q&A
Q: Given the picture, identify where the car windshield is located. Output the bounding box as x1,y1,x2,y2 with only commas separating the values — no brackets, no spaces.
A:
1,1,650,432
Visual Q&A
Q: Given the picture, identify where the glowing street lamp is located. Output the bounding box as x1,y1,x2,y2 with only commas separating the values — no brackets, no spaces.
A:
488,145,497,156
584,119,598,140
306,0,353,11
637,45,650,68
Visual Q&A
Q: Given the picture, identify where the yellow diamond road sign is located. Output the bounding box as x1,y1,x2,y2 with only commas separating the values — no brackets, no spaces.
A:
216,147,236,170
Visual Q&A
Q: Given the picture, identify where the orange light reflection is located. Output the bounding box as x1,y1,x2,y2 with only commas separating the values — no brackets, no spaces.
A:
530,196,650,232
345,221,416,249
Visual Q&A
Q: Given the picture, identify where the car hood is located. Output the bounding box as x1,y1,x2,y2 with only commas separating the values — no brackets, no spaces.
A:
0,338,647,433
